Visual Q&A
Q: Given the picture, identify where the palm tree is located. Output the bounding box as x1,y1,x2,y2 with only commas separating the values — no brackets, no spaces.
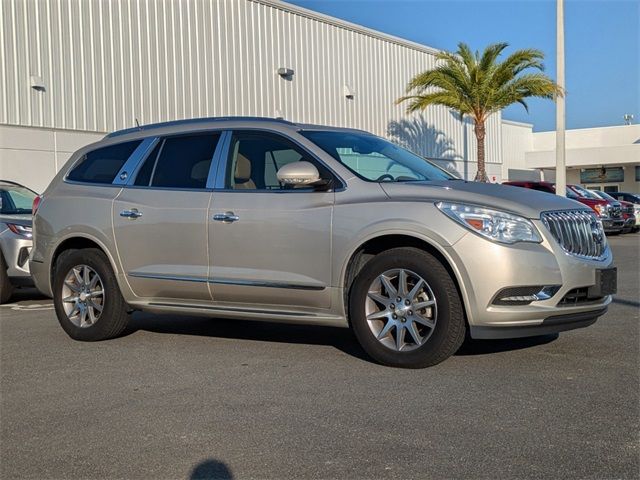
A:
397,42,562,182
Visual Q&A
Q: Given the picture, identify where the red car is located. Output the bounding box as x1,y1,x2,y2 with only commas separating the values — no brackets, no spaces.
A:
503,181,624,234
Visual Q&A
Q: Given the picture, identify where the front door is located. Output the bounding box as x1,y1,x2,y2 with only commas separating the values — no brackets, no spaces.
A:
113,132,221,300
208,130,334,308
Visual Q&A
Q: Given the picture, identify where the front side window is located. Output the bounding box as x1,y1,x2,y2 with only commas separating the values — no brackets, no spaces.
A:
301,130,454,182
67,140,142,184
134,133,220,189
225,132,323,190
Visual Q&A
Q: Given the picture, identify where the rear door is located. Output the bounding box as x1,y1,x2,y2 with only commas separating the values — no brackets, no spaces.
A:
113,132,222,301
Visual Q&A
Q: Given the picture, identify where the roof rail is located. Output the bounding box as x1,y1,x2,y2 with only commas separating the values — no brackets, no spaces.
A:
105,116,296,138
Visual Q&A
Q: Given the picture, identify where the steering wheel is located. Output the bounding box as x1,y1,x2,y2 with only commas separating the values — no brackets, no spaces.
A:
375,174,395,182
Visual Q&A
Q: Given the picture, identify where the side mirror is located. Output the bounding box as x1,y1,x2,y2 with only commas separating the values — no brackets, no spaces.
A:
277,161,321,186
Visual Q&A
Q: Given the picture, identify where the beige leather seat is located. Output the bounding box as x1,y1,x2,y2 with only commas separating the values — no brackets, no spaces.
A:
234,154,256,189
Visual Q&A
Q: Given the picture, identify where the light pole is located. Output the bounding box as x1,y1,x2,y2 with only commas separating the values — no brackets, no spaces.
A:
555,0,566,196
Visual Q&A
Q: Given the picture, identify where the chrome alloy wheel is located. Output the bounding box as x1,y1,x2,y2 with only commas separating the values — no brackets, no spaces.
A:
365,268,437,352
61,265,105,328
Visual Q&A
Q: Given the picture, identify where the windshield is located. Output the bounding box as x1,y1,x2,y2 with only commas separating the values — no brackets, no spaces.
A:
301,130,455,182
0,185,36,214
592,190,618,202
570,185,601,200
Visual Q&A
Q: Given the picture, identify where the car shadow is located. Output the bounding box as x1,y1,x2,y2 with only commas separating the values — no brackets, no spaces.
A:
125,312,372,362
125,312,559,361
455,333,559,356
6,287,50,303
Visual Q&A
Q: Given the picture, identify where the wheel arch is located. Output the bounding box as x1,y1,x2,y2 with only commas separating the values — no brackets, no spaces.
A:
342,233,470,323
50,234,120,288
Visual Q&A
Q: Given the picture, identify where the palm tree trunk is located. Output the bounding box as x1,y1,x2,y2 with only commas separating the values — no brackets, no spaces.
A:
473,120,488,182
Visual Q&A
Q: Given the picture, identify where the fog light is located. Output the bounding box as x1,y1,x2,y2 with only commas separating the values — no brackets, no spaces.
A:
492,286,560,306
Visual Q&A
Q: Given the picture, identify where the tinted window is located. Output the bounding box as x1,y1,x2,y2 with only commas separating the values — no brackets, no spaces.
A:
135,133,220,189
67,141,141,184
301,130,453,182
226,132,323,190
134,142,161,186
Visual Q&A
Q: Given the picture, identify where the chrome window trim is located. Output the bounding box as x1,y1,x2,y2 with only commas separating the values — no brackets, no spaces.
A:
211,128,346,192
113,137,160,186
120,129,227,191
211,130,233,190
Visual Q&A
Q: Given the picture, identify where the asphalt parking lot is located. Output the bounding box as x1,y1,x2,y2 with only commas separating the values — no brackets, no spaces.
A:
1,235,638,480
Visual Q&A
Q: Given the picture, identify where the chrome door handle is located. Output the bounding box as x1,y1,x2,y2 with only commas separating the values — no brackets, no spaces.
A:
213,211,239,223
120,208,143,219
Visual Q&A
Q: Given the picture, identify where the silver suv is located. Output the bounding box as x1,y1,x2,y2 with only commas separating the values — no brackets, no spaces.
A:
1,180,36,303
30,117,616,368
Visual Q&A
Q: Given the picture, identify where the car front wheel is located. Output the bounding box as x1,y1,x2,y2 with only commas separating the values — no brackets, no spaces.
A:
349,247,466,368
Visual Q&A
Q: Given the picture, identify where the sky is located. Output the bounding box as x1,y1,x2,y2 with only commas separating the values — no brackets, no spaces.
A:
288,0,640,132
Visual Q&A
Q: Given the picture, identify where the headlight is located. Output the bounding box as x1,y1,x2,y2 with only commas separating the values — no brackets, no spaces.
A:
594,204,607,217
7,224,32,239
436,202,541,244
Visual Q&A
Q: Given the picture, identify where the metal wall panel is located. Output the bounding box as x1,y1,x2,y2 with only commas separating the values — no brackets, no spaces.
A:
0,0,501,166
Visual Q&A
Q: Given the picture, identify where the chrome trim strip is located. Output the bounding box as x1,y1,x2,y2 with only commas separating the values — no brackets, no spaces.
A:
209,278,325,291
128,272,208,283
148,302,314,317
128,272,326,290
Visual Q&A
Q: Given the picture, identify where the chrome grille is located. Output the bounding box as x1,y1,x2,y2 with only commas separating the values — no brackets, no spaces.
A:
610,205,622,219
541,210,607,259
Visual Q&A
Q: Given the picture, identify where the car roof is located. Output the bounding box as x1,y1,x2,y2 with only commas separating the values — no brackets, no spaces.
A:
104,116,368,140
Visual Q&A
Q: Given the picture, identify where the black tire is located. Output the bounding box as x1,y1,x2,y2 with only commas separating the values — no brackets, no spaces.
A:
0,253,13,304
53,248,129,341
348,247,466,368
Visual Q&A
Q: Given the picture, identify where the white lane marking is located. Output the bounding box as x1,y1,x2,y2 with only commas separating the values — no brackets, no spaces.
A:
0,303,54,311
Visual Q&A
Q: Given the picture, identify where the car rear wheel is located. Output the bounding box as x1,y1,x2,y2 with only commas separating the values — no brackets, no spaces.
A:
349,247,466,368
0,253,13,304
53,248,129,341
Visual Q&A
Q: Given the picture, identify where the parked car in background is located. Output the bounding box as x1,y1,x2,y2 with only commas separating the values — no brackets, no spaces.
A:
608,192,640,230
607,192,640,204
588,190,638,233
30,117,616,368
503,181,624,234
566,185,636,233
0,180,37,303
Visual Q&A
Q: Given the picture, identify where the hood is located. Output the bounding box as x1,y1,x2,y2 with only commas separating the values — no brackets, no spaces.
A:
0,213,32,226
379,180,588,219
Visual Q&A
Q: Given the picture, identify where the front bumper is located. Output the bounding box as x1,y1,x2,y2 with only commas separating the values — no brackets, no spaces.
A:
0,234,32,280
601,218,624,233
622,217,636,230
470,307,607,339
444,221,613,340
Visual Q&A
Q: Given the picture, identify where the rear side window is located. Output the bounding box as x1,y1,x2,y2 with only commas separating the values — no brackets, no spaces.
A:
134,133,220,189
67,141,141,184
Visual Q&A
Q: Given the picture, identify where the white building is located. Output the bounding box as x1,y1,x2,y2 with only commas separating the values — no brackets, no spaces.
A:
0,0,503,193
502,121,640,193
